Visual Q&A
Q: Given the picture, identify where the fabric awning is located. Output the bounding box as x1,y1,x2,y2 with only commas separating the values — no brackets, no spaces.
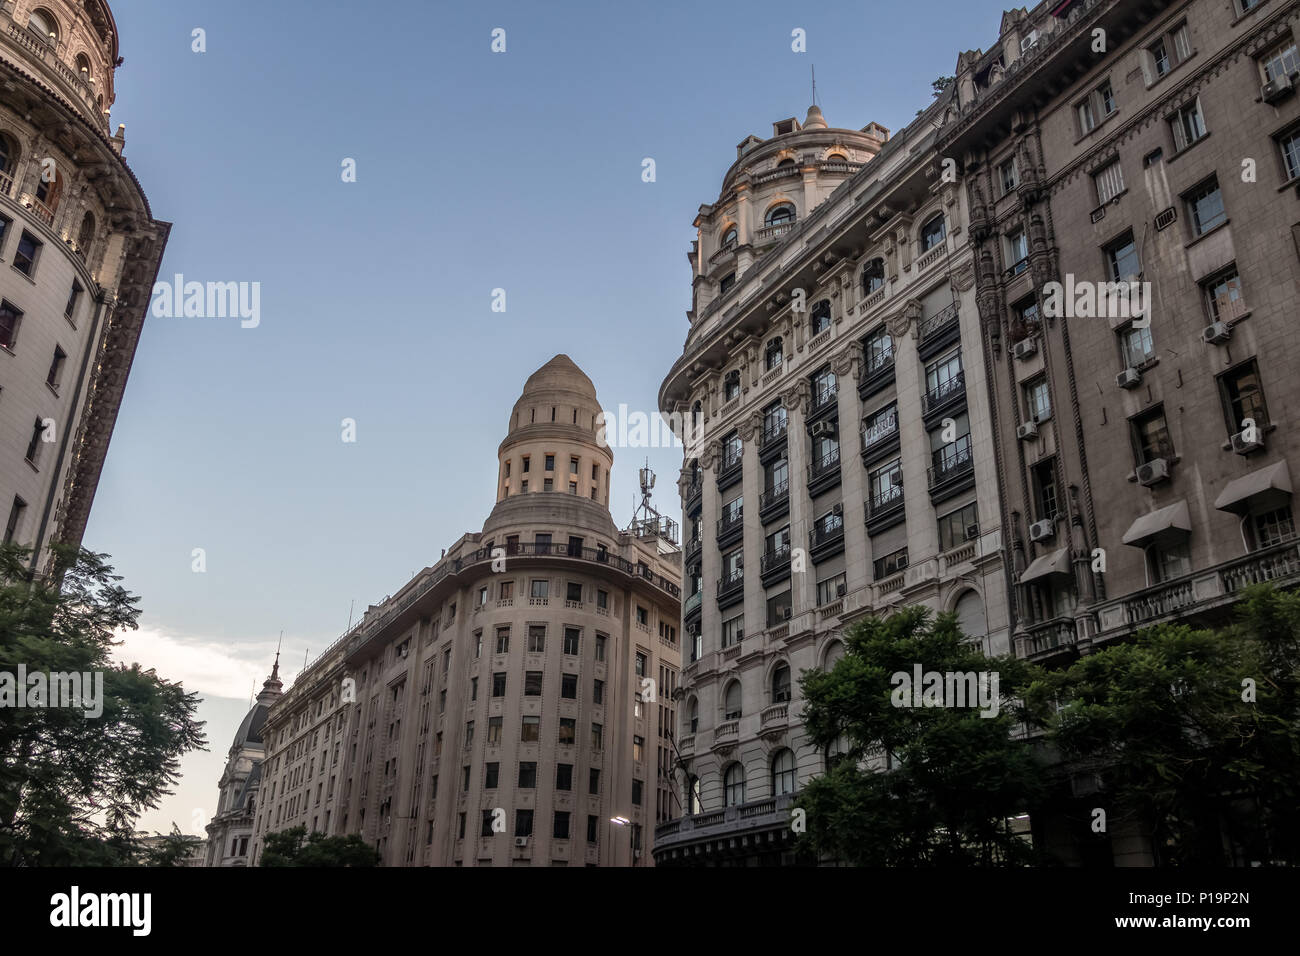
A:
1020,547,1072,584
1122,499,1191,548
1214,460,1293,516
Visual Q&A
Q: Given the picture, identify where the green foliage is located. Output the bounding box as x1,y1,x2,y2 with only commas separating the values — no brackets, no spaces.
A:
0,543,207,866
141,824,202,867
260,825,379,867
932,75,955,98
795,605,1047,866
1034,584,1300,865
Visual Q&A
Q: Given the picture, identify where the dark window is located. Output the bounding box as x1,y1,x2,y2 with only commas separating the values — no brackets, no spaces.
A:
64,281,82,321
0,300,21,349
485,762,499,789
553,811,570,840
518,761,537,788
873,548,908,579
562,626,580,654
524,671,542,696
13,231,39,276
528,625,545,652
556,763,573,791
1218,360,1268,435
589,768,600,794
521,716,540,742
1032,459,1059,521
492,672,506,697
1185,178,1226,236
559,717,576,745
3,496,26,545
592,679,603,705
515,809,534,837
861,258,885,295
1130,406,1174,465
632,779,643,806
25,418,44,465
811,299,832,335
920,214,946,251
938,502,980,552
561,673,578,699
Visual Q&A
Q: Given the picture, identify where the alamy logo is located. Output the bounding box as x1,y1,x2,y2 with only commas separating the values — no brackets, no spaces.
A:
1042,274,1150,326
49,887,151,936
0,665,103,718
150,273,261,328
890,665,1000,718
596,405,706,454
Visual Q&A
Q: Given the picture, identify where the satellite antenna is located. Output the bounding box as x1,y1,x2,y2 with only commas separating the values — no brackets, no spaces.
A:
626,459,679,545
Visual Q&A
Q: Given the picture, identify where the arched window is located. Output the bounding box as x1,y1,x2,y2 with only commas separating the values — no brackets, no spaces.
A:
723,680,742,720
861,257,885,295
954,589,987,652
0,132,19,180
686,774,701,814
687,697,698,734
771,663,791,703
771,748,795,796
28,8,58,43
826,152,849,162
724,763,746,806
823,639,846,669
765,337,783,371
720,226,737,247
724,370,740,402
765,203,796,227
776,158,796,169
921,213,947,252
35,163,63,216
76,212,95,261
75,53,91,80
811,299,832,335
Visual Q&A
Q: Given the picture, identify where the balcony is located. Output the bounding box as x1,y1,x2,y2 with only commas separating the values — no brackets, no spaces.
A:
755,220,797,244
760,702,790,733
921,371,966,425
717,569,745,610
859,352,896,401
760,544,792,587
810,512,845,563
653,794,798,865
759,417,788,463
1094,540,1300,640
717,448,743,492
807,381,839,423
1023,617,1079,662
685,477,703,516
683,590,702,620
861,409,900,466
917,303,961,361
684,533,702,563
927,434,976,504
678,734,696,757
866,486,905,536
716,507,744,548
807,445,842,496
759,480,790,524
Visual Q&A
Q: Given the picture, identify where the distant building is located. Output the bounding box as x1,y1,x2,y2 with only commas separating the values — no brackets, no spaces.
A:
205,661,281,866
249,356,683,866
0,0,170,574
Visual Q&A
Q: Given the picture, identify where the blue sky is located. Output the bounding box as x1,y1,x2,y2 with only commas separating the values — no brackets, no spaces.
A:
92,0,1011,833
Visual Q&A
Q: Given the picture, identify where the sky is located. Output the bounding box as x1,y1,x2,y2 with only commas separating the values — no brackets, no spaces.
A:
89,0,1013,834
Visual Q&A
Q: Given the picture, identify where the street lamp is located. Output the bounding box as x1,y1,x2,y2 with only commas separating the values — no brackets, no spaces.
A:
608,815,629,868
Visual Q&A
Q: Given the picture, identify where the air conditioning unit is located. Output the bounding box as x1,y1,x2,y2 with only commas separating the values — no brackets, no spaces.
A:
1263,72,1296,105
1012,338,1037,361
836,581,847,597
896,553,909,570
810,420,836,438
514,837,529,848
1017,421,1038,441
782,607,792,621
965,523,980,541
1020,30,1039,52
1137,457,1170,486
831,503,844,517
1116,367,1142,390
1202,321,1231,345
1028,519,1055,543
1231,430,1264,455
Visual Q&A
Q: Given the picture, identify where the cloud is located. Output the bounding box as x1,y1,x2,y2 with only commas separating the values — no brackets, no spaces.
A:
110,625,280,701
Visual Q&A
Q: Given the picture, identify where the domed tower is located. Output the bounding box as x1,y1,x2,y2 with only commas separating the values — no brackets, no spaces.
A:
0,0,170,575
205,657,283,866
497,354,613,507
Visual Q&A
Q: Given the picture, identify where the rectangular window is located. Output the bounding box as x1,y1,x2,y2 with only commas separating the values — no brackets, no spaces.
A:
1094,159,1125,204
1152,541,1191,583
515,810,534,838
1203,267,1246,324
1185,178,1225,236
873,547,908,579
721,614,743,647
1032,459,1059,521
1131,406,1174,465
13,232,40,276
545,454,555,471
45,346,66,389
556,763,573,791
633,736,644,762
0,300,22,349
1255,507,1296,549
1218,360,1268,435
521,716,540,743
587,815,599,843
3,496,26,545
485,762,499,790
524,671,542,696
938,501,980,552
553,811,571,840
1119,322,1155,368
635,651,647,676
1005,230,1028,273
595,634,606,660
590,723,603,750
558,718,576,745
527,625,546,653
816,572,847,606
1280,128,1300,182
632,779,643,806
492,672,506,697
1262,39,1300,84
562,626,580,655
530,579,549,600
592,678,604,705
495,627,510,654
1170,98,1206,152
487,716,502,745
500,580,514,601
1024,377,1051,423
561,673,578,699
864,326,893,372
25,418,44,466
64,281,82,321
517,761,537,788
998,158,1018,195
1105,233,1140,282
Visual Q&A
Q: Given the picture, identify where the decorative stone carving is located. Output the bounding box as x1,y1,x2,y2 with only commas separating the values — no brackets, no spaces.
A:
887,298,922,341
739,410,763,443
830,348,860,383
953,260,976,292
780,379,810,416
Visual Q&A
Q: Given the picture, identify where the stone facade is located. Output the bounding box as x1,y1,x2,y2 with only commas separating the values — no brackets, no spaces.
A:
0,0,169,573
656,105,1011,865
248,356,683,866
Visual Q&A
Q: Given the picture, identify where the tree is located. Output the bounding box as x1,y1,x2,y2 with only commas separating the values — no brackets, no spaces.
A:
932,75,955,98
141,823,202,867
0,543,207,866
795,606,1047,865
259,825,379,867
1036,584,1300,866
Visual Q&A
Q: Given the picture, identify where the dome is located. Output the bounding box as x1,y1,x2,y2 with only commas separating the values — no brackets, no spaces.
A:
803,104,829,130
518,354,597,404
232,656,283,750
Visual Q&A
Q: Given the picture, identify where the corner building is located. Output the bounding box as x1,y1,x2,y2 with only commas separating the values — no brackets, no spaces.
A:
937,0,1300,864
0,1,169,572
250,356,682,866
656,106,1011,865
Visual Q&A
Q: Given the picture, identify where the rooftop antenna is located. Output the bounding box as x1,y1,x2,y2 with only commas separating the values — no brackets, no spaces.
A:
346,599,355,632
625,460,679,546
811,64,817,107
